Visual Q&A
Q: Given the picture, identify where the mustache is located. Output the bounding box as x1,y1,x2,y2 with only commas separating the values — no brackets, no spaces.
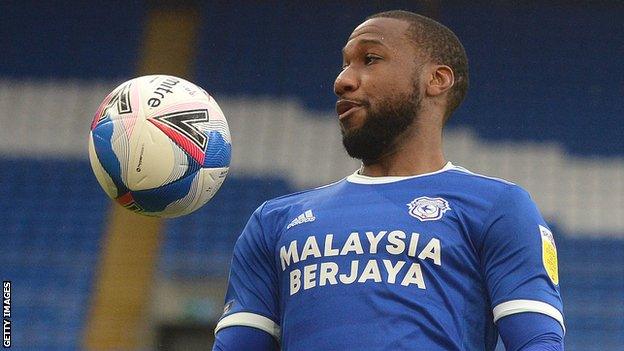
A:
338,98,371,108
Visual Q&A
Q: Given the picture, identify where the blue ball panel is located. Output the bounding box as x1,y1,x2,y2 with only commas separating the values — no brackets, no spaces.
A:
131,171,197,212
203,130,231,168
91,120,128,195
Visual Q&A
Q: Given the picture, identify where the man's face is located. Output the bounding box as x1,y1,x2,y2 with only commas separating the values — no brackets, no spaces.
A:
335,17,423,163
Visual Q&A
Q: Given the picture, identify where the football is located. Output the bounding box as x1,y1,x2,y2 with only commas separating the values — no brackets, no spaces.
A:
88,75,231,218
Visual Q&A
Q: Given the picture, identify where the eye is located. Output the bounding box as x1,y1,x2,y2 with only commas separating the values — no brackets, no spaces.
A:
364,54,381,65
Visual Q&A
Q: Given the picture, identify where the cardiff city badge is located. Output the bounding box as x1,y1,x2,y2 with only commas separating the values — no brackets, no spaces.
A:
407,196,451,221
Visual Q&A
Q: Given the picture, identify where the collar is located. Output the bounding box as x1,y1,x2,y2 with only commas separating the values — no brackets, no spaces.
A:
346,161,455,184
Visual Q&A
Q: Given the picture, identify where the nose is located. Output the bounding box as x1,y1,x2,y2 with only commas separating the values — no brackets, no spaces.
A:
334,67,358,97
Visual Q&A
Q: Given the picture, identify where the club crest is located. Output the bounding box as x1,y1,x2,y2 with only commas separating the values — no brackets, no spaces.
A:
407,196,451,221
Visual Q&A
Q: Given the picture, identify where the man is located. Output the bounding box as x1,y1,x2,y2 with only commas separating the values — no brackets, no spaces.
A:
212,10,564,351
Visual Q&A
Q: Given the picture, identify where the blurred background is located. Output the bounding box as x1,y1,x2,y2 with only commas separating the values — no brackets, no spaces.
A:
1,1,623,350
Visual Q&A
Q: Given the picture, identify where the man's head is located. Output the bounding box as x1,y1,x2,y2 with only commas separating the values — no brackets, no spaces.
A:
334,10,468,164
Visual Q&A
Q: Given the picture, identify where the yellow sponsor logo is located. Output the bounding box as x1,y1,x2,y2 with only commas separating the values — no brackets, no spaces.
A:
539,225,559,285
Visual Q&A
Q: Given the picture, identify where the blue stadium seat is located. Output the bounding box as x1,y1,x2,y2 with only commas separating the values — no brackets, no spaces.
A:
0,158,109,350
160,176,293,278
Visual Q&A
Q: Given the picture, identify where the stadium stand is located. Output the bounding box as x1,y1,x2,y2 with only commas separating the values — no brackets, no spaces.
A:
0,159,108,349
0,2,622,350
161,176,293,278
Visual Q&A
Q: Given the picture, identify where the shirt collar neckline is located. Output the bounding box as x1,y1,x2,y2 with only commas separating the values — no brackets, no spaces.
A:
346,161,455,184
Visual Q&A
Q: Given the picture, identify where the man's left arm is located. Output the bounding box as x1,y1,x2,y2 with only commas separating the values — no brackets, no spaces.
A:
479,185,565,349
498,312,564,351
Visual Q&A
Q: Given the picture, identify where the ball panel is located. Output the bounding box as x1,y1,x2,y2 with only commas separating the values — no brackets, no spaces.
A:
126,119,176,191
91,80,138,130
109,116,132,185
148,113,206,165
139,75,210,118
90,83,122,130
145,101,213,119
203,96,231,143
199,118,230,144
204,130,231,168
158,167,229,218
190,166,228,210
91,120,129,196
130,170,197,214
88,133,119,199
161,142,201,185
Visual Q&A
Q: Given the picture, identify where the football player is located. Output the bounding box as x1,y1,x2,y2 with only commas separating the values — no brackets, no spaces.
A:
213,10,564,351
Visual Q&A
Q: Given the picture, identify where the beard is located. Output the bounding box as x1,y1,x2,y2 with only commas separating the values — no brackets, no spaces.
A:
341,85,422,165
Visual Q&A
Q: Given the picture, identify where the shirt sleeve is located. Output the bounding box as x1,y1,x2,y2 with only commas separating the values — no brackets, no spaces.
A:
497,312,564,351
214,203,281,340
212,326,279,351
480,185,565,332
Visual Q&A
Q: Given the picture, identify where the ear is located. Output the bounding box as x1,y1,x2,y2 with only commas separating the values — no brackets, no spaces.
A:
425,64,454,97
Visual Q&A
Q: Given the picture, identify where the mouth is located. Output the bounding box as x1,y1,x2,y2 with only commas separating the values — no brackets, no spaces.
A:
336,99,364,120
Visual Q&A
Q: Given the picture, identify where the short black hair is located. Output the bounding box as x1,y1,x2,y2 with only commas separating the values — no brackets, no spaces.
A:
366,10,469,121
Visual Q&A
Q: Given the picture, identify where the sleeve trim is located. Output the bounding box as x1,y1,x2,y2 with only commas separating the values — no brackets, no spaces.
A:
493,299,565,333
214,312,281,339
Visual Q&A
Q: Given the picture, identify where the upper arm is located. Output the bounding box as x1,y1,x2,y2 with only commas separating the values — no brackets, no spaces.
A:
480,186,565,331
212,326,279,351
215,204,281,341
498,312,564,351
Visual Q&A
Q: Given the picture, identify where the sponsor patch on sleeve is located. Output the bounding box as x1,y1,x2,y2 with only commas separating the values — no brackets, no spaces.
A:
539,225,559,285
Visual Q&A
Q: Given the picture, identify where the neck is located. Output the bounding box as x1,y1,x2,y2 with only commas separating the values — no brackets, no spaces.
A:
359,122,446,177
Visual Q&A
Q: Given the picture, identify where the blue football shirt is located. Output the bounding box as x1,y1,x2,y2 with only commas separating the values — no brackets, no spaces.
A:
215,162,564,350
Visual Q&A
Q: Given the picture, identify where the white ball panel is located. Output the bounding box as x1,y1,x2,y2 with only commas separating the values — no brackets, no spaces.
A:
138,75,212,118
162,141,192,185
126,119,176,191
191,167,229,211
